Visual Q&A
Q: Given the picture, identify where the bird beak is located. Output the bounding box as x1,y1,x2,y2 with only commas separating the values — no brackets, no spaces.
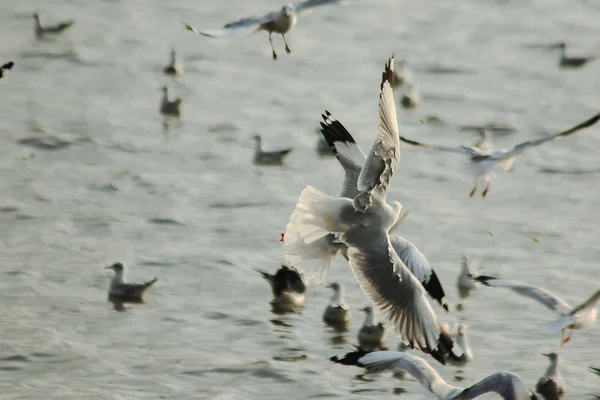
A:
359,307,366,312
104,265,114,270
542,353,549,357
325,284,332,289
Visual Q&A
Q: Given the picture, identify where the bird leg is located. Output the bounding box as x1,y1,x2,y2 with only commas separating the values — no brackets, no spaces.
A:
561,329,573,346
469,185,477,197
282,34,291,55
268,33,278,60
482,183,490,198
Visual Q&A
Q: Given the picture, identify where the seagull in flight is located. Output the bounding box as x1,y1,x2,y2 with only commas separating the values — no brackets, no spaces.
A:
184,0,355,60
472,274,599,345
331,350,543,399
400,113,600,198
284,57,461,364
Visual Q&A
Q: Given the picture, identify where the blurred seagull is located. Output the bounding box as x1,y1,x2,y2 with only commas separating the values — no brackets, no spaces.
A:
323,282,351,325
357,306,386,351
446,323,473,365
252,134,293,165
33,13,74,40
331,350,543,399
256,264,306,313
472,275,599,345
457,255,478,299
105,263,157,302
284,57,461,364
556,42,597,68
160,86,182,117
184,0,355,60
393,60,412,88
163,49,183,76
400,83,420,109
400,113,600,198
536,352,564,400
0,61,14,80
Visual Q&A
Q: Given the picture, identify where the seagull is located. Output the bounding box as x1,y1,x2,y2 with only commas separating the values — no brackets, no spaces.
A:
33,13,74,40
457,255,478,299
472,129,493,153
159,86,182,117
163,49,183,76
399,112,600,198
556,42,597,68
400,83,420,109
255,264,306,313
536,352,564,400
472,275,599,345
105,263,157,302
393,60,412,88
323,282,351,325
331,350,542,399
446,323,473,365
357,306,386,351
0,61,14,80
284,111,449,312
284,57,461,364
252,134,293,165
184,0,354,60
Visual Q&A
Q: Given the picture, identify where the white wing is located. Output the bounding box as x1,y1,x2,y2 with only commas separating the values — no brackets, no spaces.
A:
399,136,482,157
569,289,600,316
356,57,400,206
453,372,537,400
319,110,366,199
488,112,600,161
184,12,277,37
345,233,459,363
294,0,354,15
473,276,573,315
331,351,460,399
389,236,448,312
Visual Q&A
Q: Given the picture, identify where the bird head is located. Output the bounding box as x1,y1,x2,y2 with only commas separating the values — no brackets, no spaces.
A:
282,5,293,16
542,352,558,362
457,323,467,336
105,262,124,273
359,306,373,314
326,282,341,292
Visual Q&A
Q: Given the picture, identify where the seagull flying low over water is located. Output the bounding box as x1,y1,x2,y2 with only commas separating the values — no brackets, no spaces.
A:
184,0,355,60
284,57,461,364
472,274,599,345
0,61,14,80
255,264,306,313
331,350,543,399
399,112,600,198
105,263,157,302
556,42,597,68
33,13,74,40
536,352,564,400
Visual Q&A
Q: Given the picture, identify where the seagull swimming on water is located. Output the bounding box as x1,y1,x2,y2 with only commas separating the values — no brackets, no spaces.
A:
33,13,74,40
556,42,597,68
284,111,449,312
105,263,157,302
252,134,293,165
163,49,183,76
160,86,182,117
323,282,351,326
457,255,479,299
357,306,386,351
536,352,564,400
255,264,306,313
399,112,600,198
331,350,543,399
184,0,355,60
0,61,14,80
472,274,600,345
284,57,461,364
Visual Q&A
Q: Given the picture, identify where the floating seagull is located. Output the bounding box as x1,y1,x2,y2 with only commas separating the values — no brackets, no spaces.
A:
33,13,74,40
556,42,597,68
536,352,564,400
400,112,600,198
184,0,354,60
457,255,478,299
393,60,412,88
0,61,14,80
331,350,542,399
105,263,157,302
252,134,293,165
163,49,183,76
284,111,449,311
357,306,386,351
284,57,460,364
472,275,599,345
323,282,351,326
400,83,420,109
446,323,473,365
255,264,306,313
159,86,182,117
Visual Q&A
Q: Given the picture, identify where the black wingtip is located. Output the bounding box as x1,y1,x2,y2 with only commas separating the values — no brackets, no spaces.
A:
319,110,357,149
380,56,395,94
330,349,370,366
471,274,498,286
422,270,449,313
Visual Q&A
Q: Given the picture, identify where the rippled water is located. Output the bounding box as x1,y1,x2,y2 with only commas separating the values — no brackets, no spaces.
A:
1,0,599,399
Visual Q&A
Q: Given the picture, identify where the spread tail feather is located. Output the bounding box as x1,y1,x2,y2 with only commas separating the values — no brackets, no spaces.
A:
284,229,343,285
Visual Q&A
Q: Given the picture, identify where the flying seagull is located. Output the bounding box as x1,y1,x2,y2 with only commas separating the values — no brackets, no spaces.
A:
0,61,14,80
331,350,543,399
400,112,600,198
284,57,461,364
472,274,599,345
255,264,306,313
105,263,157,302
284,110,449,312
33,13,74,40
184,0,355,60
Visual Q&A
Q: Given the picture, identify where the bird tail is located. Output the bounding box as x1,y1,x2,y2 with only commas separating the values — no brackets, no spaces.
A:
144,278,158,289
544,315,576,332
254,269,273,283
